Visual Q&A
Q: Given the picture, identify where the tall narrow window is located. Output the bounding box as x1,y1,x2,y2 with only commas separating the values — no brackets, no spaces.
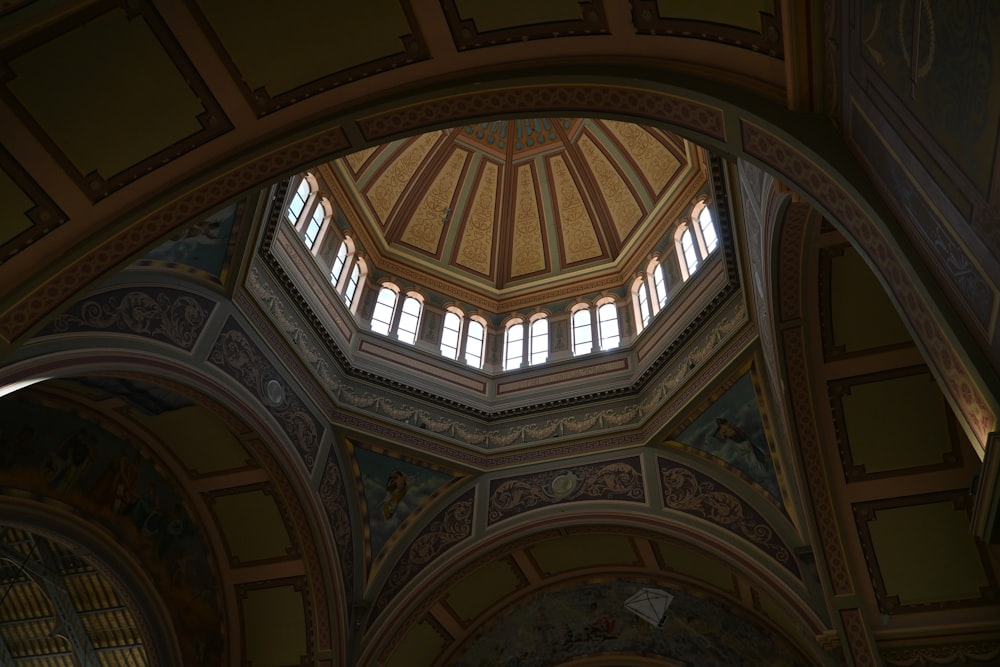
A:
465,318,485,369
504,321,524,371
330,241,349,287
441,310,463,360
370,285,397,335
343,260,364,310
597,301,620,350
529,316,548,365
636,279,651,329
680,228,699,277
303,204,325,249
572,307,592,356
699,205,718,254
286,179,309,224
396,295,422,344
651,262,668,309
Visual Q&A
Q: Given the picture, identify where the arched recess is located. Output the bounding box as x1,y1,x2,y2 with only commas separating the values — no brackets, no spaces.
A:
4,76,994,456
0,352,349,667
357,511,831,667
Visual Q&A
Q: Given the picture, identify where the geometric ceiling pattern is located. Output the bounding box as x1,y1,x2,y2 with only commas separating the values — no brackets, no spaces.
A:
334,119,697,298
1,1,1000,667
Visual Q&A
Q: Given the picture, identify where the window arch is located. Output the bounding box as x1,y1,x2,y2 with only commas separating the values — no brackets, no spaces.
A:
285,176,311,224
596,299,620,351
571,305,593,356
464,317,486,369
396,293,423,344
503,319,525,371
632,275,651,333
648,257,668,311
330,237,355,289
370,283,399,335
441,308,464,360
697,203,719,255
343,257,366,312
529,315,548,366
303,198,331,250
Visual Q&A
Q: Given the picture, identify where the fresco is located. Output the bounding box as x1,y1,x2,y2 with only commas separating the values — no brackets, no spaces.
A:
452,579,808,667
674,373,781,501
859,1,1000,193
353,444,455,563
141,201,242,280
0,396,223,664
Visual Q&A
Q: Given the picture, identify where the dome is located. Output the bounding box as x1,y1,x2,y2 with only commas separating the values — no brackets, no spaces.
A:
325,118,707,311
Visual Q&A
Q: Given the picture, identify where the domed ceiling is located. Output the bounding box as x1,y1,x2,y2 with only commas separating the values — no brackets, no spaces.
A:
327,118,706,307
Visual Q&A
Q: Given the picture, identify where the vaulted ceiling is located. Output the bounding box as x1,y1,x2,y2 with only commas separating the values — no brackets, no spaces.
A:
1,2,999,667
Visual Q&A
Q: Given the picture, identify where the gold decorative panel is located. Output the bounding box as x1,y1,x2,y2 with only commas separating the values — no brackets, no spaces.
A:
399,148,468,254
367,131,442,223
548,154,602,265
603,119,679,194
241,584,308,667
510,163,546,278
453,159,499,276
212,488,292,563
578,133,643,242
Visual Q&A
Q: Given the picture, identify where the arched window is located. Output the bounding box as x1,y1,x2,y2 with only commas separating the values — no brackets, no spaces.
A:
370,284,398,335
441,308,463,360
572,306,593,356
465,317,486,369
396,294,422,344
330,238,352,288
529,316,548,366
632,276,651,332
504,320,525,371
343,257,366,311
650,259,668,310
286,178,310,224
597,300,620,350
698,203,719,254
303,201,327,249
680,227,699,277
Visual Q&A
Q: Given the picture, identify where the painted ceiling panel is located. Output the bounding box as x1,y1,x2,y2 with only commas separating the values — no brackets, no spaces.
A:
195,0,412,97
865,500,990,607
6,7,205,178
444,557,524,622
653,0,775,32
578,133,643,242
241,585,308,667
384,620,445,667
841,371,952,475
530,534,638,575
453,0,585,32
509,162,546,278
548,154,604,266
365,131,442,224
602,119,680,195
453,159,500,277
211,489,292,563
398,148,468,255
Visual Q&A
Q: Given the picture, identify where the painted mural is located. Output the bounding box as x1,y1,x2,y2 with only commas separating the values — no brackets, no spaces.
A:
451,579,808,666
674,372,781,501
0,396,223,664
353,443,456,564
859,1,1000,193
141,201,242,280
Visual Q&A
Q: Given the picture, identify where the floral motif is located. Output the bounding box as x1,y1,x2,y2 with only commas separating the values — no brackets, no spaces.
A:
375,489,474,614
318,451,354,600
660,463,797,576
208,321,320,471
45,288,212,350
489,458,645,524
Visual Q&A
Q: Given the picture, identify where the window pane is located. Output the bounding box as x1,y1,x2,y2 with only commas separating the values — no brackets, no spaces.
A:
397,296,421,344
441,311,461,359
652,263,668,308
330,241,348,287
370,286,397,335
343,264,361,308
681,229,699,276
637,281,651,329
699,206,719,254
572,308,592,356
286,179,309,223
504,323,524,371
465,320,485,368
598,302,620,350
529,317,548,365
304,208,324,248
